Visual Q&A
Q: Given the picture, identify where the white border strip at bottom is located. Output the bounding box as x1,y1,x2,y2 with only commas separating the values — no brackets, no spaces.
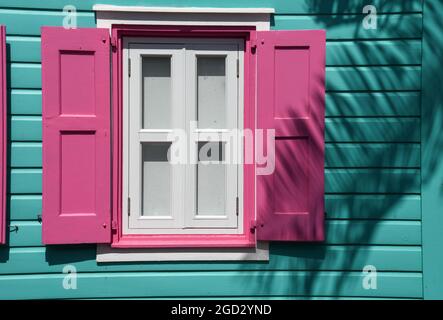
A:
97,242,269,262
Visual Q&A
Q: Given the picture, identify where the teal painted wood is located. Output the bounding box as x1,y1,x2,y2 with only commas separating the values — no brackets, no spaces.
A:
325,118,420,143
10,169,41,194
325,169,420,194
9,195,41,220
0,0,424,13
10,116,41,141
326,66,421,91
421,0,443,299
325,195,421,220
325,144,420,168
326,40,422,66
0,9,95,36
7,220,422,247
0,271,423,299
0,245,422,274
6,37,41,63
326,92,420,117
273,14,422,39
0,0,427,300
9,64,41,89
11,142,41,167
10,90,41,115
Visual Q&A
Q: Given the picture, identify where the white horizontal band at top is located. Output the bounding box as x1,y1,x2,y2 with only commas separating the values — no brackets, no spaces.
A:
93,5,275,14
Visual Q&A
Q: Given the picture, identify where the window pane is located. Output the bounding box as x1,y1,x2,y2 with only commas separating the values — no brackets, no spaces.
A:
142,57,171,129
197,142,226,216
142,143,171,216
197,57,226,129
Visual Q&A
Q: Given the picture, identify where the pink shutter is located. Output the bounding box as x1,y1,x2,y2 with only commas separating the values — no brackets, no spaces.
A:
0,26,6,245
41,27,111,244
256,30,325,241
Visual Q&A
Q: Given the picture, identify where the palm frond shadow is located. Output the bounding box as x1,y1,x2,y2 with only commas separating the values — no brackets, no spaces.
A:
236,1,438,298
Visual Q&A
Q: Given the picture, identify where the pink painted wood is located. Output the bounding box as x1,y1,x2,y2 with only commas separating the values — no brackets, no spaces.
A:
0,25,6,245
110,25,256,248
41,27,111,244
256,30,326,241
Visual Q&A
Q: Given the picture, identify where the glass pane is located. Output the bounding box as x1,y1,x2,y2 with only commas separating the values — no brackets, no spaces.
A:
142,57,171,129
197,57,226,129
197,142,226,216
142,143,171,216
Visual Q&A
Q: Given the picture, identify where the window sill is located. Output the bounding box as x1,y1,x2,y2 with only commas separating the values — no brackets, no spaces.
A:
111,234,255,249
97,241,268,262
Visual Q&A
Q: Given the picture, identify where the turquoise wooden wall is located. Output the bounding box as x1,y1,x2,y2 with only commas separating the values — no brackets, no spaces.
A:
0,0,429,299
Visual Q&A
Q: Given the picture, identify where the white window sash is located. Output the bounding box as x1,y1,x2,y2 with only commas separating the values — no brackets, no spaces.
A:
123,38,244,235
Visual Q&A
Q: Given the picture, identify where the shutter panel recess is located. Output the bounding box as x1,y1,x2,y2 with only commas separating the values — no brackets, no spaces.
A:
0,25,6,245
41,27,111,244
256,30,326,241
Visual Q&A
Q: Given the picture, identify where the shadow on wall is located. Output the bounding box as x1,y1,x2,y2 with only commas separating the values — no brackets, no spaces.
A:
240,0,440,297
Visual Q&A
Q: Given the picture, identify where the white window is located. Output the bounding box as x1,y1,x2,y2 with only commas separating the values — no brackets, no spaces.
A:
122,37,244,235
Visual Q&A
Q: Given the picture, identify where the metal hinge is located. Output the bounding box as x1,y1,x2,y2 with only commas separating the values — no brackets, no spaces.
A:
110,37,117,50
128,58,131,77
250,40,257,54
235,196,239,215
127,197,131,216
111,220,118,231
236,58,239,78
250,220,258,234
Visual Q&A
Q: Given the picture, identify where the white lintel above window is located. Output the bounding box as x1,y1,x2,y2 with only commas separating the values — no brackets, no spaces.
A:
93,5,274,31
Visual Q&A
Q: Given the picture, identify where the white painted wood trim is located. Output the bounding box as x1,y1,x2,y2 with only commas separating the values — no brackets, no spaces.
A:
97,242,269,262
95,8,272,31
93,5,275,14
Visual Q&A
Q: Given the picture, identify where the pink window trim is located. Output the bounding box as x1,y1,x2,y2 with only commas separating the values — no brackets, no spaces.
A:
0,25,6,245
110,25,257,248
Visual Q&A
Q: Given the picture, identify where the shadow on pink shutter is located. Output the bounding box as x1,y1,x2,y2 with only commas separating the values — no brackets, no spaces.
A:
41,27,111,244
256,30,326,242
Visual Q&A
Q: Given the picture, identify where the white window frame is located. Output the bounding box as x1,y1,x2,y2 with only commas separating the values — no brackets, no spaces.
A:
123,37,244,235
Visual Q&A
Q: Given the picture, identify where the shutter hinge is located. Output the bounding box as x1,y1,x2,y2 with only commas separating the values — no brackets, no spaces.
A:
127,197,131,216
236,58,239,78
110,37,117,50
235,196,239,215
250,220,258,234
128,58,131,77
250,40,257,54
111,220,118,231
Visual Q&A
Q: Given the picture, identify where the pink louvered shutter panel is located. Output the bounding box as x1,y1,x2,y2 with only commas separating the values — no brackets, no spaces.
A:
41,27,111,244
256,30,326,241
0,26,6,245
